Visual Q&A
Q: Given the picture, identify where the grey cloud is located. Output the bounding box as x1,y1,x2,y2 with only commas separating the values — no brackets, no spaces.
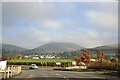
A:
2,2,118,48
51,29,118,48
3,28,52,49
2,2,75,24
2,27,118,48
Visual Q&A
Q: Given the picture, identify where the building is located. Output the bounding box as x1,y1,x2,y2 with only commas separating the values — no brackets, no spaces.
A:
90,59,96,62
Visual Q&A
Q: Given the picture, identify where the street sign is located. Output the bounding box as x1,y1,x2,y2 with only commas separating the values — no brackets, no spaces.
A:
56,62,61,65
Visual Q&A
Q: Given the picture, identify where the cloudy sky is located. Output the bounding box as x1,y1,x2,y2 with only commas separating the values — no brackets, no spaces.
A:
1,1,118,49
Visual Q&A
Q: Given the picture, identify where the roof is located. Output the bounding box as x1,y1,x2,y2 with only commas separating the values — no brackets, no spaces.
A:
0,58,6,61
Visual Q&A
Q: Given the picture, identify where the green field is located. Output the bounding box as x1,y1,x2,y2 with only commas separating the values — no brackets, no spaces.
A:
8,59,75,63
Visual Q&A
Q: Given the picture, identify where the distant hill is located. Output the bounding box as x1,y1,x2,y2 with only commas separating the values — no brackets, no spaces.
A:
94,44,118,49
1,43,118,58
1,44,28,55
79,44,118,58
23,42,84,54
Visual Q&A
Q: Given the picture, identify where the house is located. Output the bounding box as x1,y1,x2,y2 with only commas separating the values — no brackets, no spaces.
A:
90,59,96,62
32,56,39,59
24,55,29,59
40,55,44,59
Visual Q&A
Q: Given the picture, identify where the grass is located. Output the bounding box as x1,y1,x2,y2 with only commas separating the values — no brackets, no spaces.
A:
60,68,102,72
7,65,61,69
7,59,75,63
53,68,118,73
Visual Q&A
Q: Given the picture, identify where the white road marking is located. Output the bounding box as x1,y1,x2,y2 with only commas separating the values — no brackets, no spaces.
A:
63,77,66,78
56,73,61,76
25,74,32,80
63,77,69,80
56,73,69,80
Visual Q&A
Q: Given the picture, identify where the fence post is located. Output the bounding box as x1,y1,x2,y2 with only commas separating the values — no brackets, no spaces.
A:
19,66,21,74
19,66,21,73
15,66,17,75
7,67,10,78
16,67,18,75
16,67,18,74
18,66,20,74
17,67,19,74
4,67,6,79
15,67,17,75
10,66,13,77
13,66,15,76
45,62,47,67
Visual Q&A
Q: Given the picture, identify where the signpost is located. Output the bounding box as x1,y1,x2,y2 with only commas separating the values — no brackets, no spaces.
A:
0,60,7,70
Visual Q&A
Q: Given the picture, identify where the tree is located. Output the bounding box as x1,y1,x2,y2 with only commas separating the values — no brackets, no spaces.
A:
97,50,105,62
15,54,23,59
110,58,118,63
97,50,105,70
74,56,81,65
3,54,11,60
74,48,91,66
81,48,91,64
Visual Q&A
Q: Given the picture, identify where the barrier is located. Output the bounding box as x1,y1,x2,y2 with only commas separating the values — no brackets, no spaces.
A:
0,66,21,79
66,66,87,69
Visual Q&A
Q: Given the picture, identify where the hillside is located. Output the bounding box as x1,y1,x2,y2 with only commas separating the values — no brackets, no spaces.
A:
94,44,118,49
78,44,118,58
1,44,28,55
1,43,118,58
24,42,84,54
51,44,119,58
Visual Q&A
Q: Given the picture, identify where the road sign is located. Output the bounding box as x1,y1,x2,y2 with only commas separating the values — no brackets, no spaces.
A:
72,61,76,65
56,62,61,65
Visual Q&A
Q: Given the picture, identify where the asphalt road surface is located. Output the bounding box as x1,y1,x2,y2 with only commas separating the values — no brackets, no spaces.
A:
7,68,119,80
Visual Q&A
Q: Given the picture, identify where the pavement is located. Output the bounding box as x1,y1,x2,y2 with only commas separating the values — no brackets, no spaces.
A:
5,68,119,80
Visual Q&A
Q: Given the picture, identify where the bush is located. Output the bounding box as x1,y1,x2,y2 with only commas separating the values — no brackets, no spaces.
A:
88,61,119,70
53,68,62,70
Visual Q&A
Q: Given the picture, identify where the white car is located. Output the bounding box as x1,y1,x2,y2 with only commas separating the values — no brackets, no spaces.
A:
29,64,38,69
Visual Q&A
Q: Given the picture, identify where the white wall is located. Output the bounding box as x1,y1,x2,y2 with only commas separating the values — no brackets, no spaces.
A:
0,60,7,70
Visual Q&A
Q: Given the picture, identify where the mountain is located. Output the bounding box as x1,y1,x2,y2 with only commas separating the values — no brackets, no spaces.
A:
1,44,28,55
79,44,119,58
59,44,119,59
24,42,84,54
1,43,118,57
94,44,118,49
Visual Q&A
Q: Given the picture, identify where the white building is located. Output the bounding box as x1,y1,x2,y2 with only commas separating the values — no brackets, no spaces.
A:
40,55,44,59
32,57,39,59
90,59,96,62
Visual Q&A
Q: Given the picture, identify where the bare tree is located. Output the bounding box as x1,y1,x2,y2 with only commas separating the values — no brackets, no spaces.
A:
74,48,91,65
97,50,104,62
15,54,23,59
81,48,91,64
74,56,81,65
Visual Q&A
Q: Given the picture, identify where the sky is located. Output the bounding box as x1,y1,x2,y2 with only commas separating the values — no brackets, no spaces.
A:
1,0,118,49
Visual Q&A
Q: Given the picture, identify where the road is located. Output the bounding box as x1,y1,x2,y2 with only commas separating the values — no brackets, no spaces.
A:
7,68,118,80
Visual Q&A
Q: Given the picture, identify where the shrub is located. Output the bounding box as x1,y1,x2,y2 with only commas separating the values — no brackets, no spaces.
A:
88,61,118,70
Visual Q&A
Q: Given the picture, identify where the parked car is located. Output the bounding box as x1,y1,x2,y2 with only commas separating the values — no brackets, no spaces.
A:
29,64,38,69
